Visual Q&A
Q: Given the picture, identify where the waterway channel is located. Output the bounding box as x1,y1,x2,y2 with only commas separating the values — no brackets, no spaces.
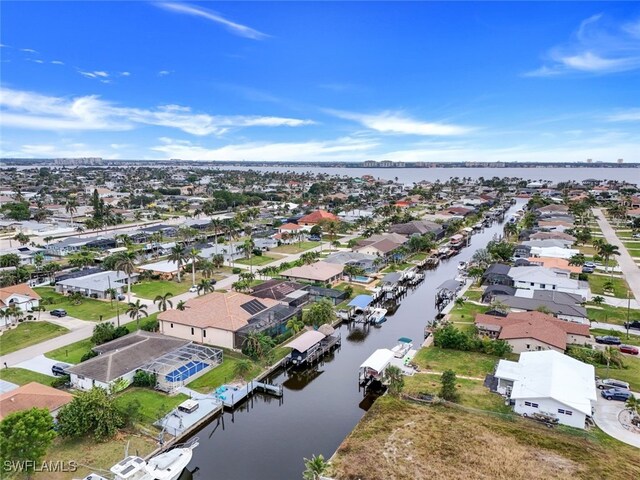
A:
187,201,522,480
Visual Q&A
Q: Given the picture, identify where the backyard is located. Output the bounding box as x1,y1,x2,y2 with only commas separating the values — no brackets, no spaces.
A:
187,350,263,393
34,287,127,321
412,346,506,379
0,321,69,355
115,387,189,426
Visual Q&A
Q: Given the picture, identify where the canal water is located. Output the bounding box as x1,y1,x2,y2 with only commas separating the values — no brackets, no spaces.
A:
188,202,521,480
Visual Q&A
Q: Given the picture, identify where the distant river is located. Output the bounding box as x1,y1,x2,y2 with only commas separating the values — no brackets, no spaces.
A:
209,166,637,184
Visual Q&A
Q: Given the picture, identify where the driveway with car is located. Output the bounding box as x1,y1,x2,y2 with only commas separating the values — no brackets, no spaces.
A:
592,392,640,448
15,354,69,377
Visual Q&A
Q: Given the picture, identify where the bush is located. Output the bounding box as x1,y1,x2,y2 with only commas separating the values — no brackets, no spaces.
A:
80,350,98,362
232,267,242,274
132,370,156,387
117,398,142,428
434,325,512,356
57,388,123,441
51,374,70,389
140,318,159,332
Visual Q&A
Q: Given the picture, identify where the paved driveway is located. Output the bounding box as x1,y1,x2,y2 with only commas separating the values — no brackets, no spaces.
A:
15,354,70,376
592,391,640,448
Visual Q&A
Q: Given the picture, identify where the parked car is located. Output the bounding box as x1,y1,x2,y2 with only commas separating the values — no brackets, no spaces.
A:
51,363,69,376
623,320,640,330
50,309,67,318
581,266,594,274
117,294,126,301
308,235,321,242
583,261,596,269
601,388,634,401
596,378,630,390
189,285,198,293
633,233,640,239
620,345,639,355
595,335,622,345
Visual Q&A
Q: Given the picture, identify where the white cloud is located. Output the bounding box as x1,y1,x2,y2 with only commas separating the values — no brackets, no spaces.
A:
156,3,269,40
32,59,45,64
526,14,640,76
606,109,640,122
20,48,38,53
0,87,315,135
327,109,472,136
0,142,120,159
151,136,377,161
120,71,131,76
78,70,111,80
51,60,65,65
158,70,172,76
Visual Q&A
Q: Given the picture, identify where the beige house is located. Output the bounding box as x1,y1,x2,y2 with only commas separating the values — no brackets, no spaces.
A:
158,291,282,349
280,261,344,284
0,382,73,420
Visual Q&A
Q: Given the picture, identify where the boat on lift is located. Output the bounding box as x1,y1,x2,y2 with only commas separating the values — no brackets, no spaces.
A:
391,337,413,358
368,307,388,326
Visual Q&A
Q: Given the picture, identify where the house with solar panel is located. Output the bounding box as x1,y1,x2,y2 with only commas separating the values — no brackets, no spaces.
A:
158,291,302,350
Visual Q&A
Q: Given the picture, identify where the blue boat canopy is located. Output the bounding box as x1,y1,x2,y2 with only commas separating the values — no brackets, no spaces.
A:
348,294,374,308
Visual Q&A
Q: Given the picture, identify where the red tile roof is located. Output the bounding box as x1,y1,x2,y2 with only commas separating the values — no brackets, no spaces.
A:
298,210,338,224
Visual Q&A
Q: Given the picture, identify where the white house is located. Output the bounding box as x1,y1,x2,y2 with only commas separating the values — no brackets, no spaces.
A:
0,284,41,327
494,350,596,429
508,266,590,300
529,246,580,260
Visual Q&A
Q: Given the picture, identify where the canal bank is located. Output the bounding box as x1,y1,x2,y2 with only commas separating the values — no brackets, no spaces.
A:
186,202,521,480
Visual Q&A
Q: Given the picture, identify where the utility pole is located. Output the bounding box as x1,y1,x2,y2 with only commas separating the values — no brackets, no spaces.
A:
626,289,631,340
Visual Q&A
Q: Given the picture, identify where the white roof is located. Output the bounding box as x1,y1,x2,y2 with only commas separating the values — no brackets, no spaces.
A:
497,351,596,415
494,359,521,381
359,349,394,374
284,330,326,353
508,266,580,289
530,246,579,260
138,259,191,273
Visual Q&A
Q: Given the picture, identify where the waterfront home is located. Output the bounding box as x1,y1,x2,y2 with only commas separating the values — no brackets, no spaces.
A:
507,266,590,299
0,382,73,420
493,351,596,429
158,291,299,349
324,251,379,273
250,279,310,307
306,285,349,305
66,331,192,391
492,290,588,324
526,257,582,274
475,311,591,353
280,261,344,285
529,231,577,242
482,263,513,286
389,220,445,239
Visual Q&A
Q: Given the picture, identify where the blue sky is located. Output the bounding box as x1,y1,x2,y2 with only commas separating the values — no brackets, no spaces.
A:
1,1,639,162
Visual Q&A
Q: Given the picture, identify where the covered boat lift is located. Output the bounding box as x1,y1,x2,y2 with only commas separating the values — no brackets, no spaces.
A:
358,348,394,387
435,278,462,311
284,326,341,367
346,294,374,322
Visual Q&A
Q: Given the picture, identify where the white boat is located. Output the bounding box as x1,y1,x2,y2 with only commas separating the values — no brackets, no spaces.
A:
367,307,387,325
391,337,413,358
106,438,199,480
457,261,468,271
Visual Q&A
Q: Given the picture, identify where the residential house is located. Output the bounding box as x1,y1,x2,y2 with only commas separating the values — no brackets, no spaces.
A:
508,266,590,300
493,351,596,429
482,263,513,286
492,290,588,324
475,311,591,353
297,210,339,227
250,279,310,307
280,261,344,284
324,251,380,273
55,270,138,299
0,284,41,327
389,220,445,239
0,382,73,420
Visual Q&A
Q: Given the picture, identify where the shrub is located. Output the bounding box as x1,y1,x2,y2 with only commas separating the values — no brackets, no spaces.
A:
140,318,159,332
80,350,98,362
51,374,70,389
132,370,156,387
232,267,242,274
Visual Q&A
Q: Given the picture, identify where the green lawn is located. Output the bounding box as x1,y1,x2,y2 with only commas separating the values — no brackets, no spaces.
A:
627,248,640,258
587,303,640,326
0,321,69,355
590,328,640,347
235,254,283,266
335,282,370,308
115,387,188,425
34,287,126,321
0,367,55,386
45,314,159,364
187,350,262,393
447,300,488,324
412,346,507,378
272,241,321,254
381,261,412,273
131,279,191,299
588,275,632,298
408,252,428,261
596,356,640,391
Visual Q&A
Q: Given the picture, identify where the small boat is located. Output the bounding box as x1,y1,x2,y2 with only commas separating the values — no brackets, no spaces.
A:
368,307,388,326
391,337,413,358
457,261,468,271
100,438,199,480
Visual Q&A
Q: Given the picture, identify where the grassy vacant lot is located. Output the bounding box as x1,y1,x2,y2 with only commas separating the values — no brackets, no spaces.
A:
35,434,155,480
0,367,55,386
330,396,640,480
272,241,321,254
587,303,640,326
46,314,159,364
412,347,503,379
595,357,640,392
115,387,188,425
587,274,631,298
0,321,69,355
447,299,487,324
34,287,126,321
188,350,263,393
235,254,283,266
131,279,191,299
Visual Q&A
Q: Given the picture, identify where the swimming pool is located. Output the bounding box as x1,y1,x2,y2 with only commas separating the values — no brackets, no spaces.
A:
353,275,374,283
165,361,209,382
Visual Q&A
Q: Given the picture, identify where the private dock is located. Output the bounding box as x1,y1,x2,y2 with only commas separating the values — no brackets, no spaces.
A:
283,326,342,367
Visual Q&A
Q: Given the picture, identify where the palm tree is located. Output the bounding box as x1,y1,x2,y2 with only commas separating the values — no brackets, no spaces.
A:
625,395,639,416
240,238,256,273
168,245,186,283
568,253,586,266
153,292,174,311
302,454,329,480
384,365,405,397
233,359,253,380
591,295,605,305
105,287,117,306
596,242,620,277
126,299,148,329
197,279,214,296
286,317,304,334
176,300,188,311
188,247,202,286
114,251,138,303
65,198,78,225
